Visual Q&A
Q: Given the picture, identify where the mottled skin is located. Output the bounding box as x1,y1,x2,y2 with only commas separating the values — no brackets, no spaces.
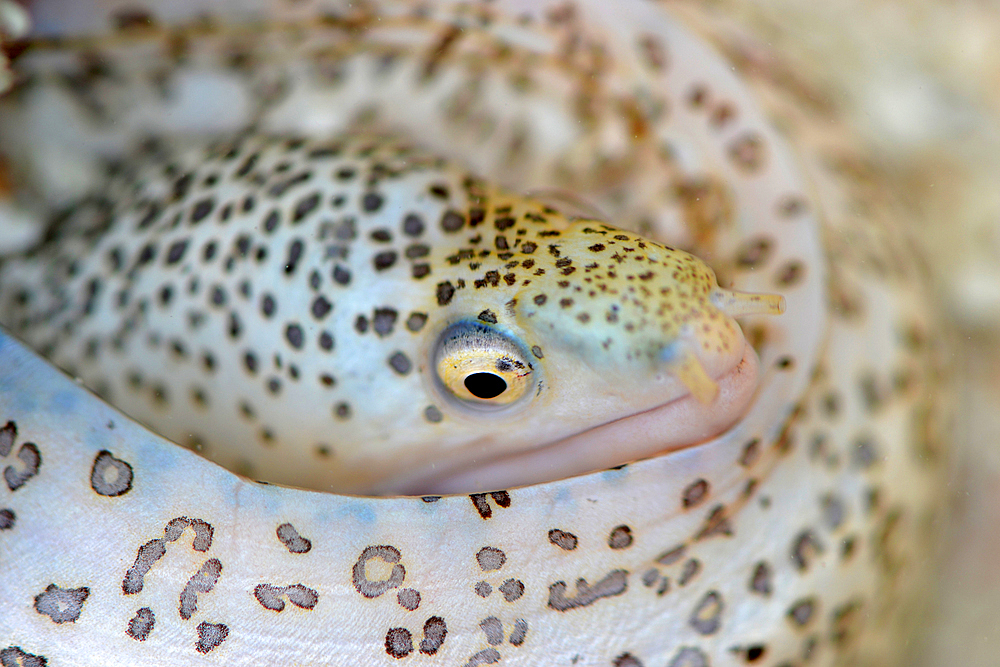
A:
0,134,780,495
0,1,947,666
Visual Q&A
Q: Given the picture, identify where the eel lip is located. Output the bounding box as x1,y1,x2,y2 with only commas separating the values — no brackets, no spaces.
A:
385,342,761,495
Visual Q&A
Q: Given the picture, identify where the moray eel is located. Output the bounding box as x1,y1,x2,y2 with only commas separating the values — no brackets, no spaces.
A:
0,1,947,666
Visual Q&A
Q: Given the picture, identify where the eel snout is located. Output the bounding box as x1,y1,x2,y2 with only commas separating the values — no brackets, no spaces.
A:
392,340,764,495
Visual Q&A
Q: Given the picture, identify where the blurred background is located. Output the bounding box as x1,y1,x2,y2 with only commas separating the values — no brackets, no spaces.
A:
717,1,1000,663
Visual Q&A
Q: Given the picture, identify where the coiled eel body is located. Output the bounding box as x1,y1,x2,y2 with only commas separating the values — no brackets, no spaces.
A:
0,1,948,665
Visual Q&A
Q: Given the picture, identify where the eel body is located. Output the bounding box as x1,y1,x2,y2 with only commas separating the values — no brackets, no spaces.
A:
0,1,948,665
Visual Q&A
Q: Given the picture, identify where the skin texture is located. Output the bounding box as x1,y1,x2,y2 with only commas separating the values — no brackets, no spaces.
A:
0,1,949,666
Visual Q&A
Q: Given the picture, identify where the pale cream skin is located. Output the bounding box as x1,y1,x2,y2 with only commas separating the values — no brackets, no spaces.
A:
0,1,946,666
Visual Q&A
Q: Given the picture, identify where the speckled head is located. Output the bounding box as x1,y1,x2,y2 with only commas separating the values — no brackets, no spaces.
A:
0,134,782,495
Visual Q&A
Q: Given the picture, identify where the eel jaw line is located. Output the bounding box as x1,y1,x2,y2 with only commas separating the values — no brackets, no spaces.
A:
385,341,763,496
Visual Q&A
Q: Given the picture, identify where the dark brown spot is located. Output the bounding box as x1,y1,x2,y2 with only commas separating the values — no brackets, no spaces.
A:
389,352,412,375
285,323,304,350
362,192,384,212
608,525,633,550
436,281,455,306
441,211,465,232
374,251,397,271
476,547,506,571
689,590,723,635
682,479,710,508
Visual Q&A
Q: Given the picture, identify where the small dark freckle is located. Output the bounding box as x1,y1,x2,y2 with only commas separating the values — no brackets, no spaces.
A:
406,312,428,332
242,196,255,212
203,241,218,261
319,331,334,351
293,193,321,223
429,184,449,199
255,247,267,262
412,264,431,279
285,239,304,274
228,312,242,338
373,251,397,271
441,211,465,232
531,345,544,359
285,323,304,349
533,294,547,306
478,309,498,324
371,228,392,242
682,479,710,508
261,294,276,318
159,285,173,305
577,313,590,323
334,402,351,419
263,210,280,233
312,296,332,319
319,373,335,386
136,243,157,266
267,377,281,395
355,315,369,334
777,261,804,286
190,198,215,223
166,239,189,264
424,405,443,423
405,244,430,259
403,214,425,236
559,298,574,308
244,352,258,374
388,351,412,375
333,265,351,285
362,193,384,213
234,235,251,258
436,281,455,306
151,384,169,405
373,308,398,336
336,167,355,180
210,285,226,307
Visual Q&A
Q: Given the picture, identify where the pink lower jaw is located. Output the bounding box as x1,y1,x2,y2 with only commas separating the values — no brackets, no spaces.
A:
388,342,761,496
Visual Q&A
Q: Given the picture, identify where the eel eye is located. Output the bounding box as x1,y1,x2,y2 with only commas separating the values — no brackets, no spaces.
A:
433,322,535,410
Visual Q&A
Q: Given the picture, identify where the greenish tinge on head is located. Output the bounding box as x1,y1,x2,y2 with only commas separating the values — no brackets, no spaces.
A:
0,134,780,495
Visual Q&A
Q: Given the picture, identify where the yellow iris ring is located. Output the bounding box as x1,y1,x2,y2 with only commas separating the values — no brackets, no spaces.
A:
434,323,535,408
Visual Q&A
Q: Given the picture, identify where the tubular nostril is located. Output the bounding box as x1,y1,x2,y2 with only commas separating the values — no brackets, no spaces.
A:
712,289,786,317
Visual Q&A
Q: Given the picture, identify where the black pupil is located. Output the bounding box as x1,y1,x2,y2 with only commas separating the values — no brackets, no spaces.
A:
464,372,508,399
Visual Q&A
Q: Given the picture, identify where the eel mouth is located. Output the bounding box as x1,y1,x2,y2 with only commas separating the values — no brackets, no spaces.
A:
382,342,761,495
